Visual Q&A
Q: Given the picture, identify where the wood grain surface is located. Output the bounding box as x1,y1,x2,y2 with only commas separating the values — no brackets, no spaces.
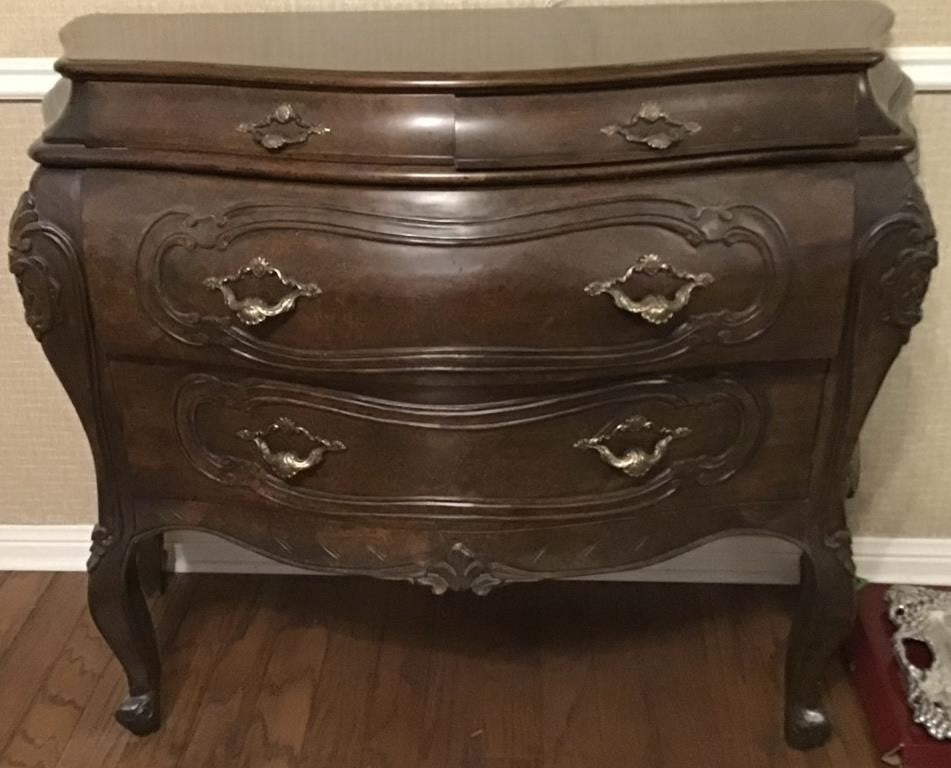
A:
0,573,882,768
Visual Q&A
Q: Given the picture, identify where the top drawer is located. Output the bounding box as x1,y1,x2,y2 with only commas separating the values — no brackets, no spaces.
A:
51,81,456,166
49,73,858,171
456,74,857,169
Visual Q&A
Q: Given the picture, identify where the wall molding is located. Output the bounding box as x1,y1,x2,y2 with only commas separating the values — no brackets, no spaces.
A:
165,531,803,584
1,525,950,586
0,58,58,101
0,49,950,101
0,525,93,571
892,46,951,92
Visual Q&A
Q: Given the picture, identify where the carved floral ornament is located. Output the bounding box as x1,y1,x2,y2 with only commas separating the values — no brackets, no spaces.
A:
881,246,936,329
823,529,856,577
880,188,939,334
7,192,62,341
413,543,509,596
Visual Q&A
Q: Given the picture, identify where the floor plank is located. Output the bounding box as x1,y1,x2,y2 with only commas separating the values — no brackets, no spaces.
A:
114,576,260,768
51,574,196,768
0,573,55,654
177,578,288,768
232,577,331,768
358,583,434,768
0,574,86,759
298,578,389,768
0,574,883,768
0,593,109,768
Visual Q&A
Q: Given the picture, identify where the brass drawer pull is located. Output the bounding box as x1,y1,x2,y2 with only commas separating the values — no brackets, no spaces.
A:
574,415,690,478
583,253,713,325
601,101,702,150
237,417,345,480
238,103,330,151
203,256,321,326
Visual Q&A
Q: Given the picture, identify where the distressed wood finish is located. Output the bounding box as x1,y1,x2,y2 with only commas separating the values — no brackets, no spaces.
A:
7,2,938,753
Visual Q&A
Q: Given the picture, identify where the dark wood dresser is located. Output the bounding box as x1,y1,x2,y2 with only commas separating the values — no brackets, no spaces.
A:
8,1,938,750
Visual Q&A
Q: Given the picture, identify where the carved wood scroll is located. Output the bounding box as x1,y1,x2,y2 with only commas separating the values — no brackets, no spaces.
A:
8,193,62,340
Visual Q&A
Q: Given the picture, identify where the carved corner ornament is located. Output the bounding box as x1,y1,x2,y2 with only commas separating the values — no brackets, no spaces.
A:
880,185,938,338
823,529,856,577
8,192,62,340
87,524,115,572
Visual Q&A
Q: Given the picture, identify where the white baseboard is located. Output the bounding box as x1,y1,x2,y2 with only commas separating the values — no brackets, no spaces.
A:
852,537,951,586
891,46,951,93
3,525,951,586
0,58,58,101
0,525,94,571
0,48,949,101
166,531,804,584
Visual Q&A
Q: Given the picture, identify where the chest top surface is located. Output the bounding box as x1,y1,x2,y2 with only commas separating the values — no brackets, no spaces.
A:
37,1,910,184
59,2,892,87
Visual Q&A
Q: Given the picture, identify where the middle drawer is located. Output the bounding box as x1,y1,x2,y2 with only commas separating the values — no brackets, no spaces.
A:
83,168,853,375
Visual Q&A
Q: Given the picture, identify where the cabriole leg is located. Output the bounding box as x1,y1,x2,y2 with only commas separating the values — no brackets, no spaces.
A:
784,524,856,749
87,526,162,736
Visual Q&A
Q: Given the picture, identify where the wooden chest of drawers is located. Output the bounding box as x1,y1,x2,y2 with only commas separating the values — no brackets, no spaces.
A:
8,1,938,751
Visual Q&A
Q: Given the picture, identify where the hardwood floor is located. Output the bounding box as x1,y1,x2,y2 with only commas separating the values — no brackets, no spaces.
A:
0,572,881,768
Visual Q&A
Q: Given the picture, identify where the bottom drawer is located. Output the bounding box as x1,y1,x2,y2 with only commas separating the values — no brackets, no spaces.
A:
113,363,823,523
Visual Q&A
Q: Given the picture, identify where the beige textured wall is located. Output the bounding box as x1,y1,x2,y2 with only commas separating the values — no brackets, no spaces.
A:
0,1,948,536
1,105,98,524
853,94,951,537
2,0,951,53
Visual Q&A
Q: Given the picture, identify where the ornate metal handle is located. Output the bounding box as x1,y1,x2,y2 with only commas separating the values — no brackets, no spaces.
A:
237,417,345,480
238,103,330,151
203,256,321,326
573,415,690,478
601,101,702,150
583,253,714,325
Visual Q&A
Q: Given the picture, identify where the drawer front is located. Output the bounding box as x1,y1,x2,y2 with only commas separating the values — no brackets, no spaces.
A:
456,74,857,169
62,75,857,171
65,81,456,165
84,169,853,374
115,363,823,522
